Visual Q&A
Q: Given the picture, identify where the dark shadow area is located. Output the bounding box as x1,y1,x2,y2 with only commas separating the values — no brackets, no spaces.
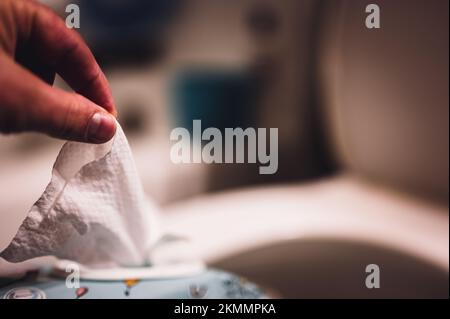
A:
212,238,449,298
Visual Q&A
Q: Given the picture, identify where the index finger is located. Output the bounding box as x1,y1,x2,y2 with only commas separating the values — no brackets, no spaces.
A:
16,1,117,116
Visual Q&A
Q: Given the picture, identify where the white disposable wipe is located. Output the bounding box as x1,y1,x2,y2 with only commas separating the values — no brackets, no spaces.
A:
1,122,160,268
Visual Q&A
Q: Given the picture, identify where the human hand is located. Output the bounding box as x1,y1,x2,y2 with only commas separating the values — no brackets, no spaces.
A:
0,0,117,143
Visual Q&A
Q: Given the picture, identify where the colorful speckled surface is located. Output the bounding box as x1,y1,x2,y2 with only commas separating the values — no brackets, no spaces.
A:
0,268,266,299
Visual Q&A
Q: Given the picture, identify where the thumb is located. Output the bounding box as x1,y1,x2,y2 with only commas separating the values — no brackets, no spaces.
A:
0,53,116,143
39,92,117,144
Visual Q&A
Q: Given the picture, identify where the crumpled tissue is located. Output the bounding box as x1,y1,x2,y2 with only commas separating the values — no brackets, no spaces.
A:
1,122,161,268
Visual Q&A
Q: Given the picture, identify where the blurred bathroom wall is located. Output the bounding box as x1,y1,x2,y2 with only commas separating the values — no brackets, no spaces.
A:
0,0,336,208
0,0,448,214
164,0,335,191
319,0,449,205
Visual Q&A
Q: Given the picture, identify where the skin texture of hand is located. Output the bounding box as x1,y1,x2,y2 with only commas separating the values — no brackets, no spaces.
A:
0,0,117,143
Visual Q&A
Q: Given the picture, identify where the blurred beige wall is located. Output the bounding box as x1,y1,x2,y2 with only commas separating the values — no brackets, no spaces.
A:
319,0,449,204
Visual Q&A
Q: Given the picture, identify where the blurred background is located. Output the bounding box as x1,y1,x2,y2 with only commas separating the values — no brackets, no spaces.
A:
0,0,448,298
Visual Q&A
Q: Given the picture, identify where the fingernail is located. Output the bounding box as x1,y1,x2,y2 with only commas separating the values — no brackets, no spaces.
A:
86,112,116,143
